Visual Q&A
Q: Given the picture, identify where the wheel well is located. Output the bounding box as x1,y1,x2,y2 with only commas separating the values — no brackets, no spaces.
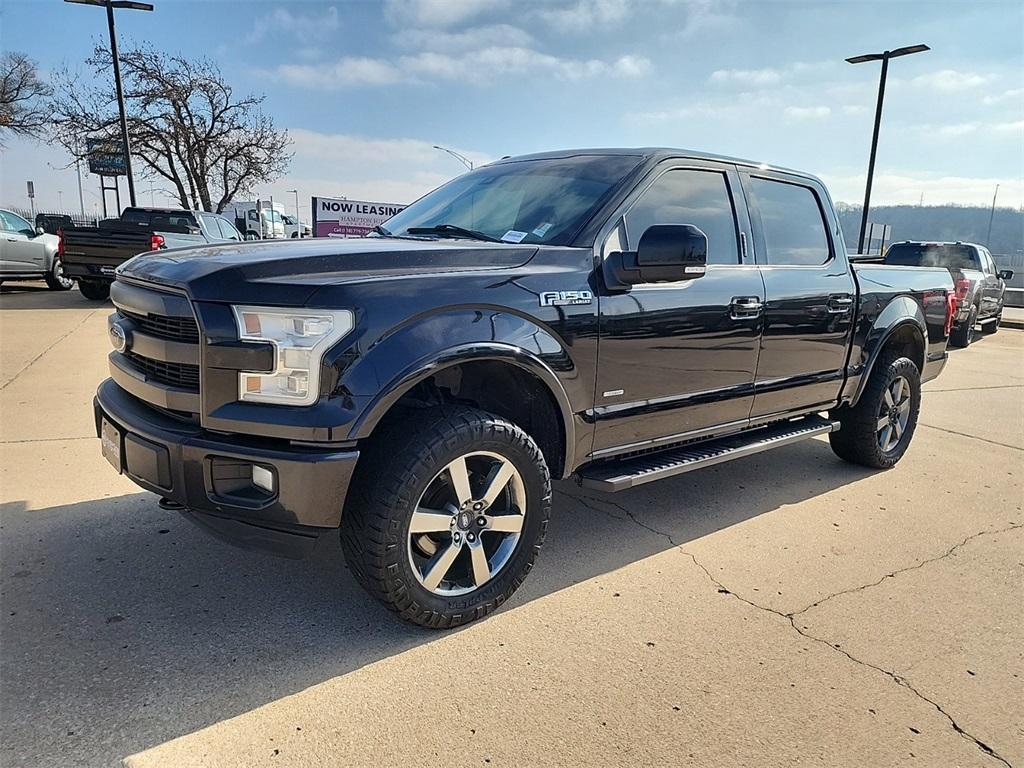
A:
373,361,566,477
879,324,925,372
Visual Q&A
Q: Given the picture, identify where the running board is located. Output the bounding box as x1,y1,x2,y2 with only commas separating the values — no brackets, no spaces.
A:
577,415,840,492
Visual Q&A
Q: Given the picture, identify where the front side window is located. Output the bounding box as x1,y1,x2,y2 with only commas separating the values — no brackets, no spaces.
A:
1,211,32,233
383,154,643,246
216,217,242,240
748,177,830,266
199,213,220,234
623,169,739,265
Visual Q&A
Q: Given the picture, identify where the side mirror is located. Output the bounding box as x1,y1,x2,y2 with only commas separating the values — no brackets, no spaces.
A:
998,269,1014,280
35,226,46,236
604,224,708,290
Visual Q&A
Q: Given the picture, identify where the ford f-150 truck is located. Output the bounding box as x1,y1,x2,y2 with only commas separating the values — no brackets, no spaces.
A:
883,240,1013,347
93,149,956,628
61,207,243,300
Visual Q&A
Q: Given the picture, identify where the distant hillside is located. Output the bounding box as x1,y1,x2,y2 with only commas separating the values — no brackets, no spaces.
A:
836,204,1024,256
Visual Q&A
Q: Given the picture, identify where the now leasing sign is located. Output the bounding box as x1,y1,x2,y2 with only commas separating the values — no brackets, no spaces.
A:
312,197,407,238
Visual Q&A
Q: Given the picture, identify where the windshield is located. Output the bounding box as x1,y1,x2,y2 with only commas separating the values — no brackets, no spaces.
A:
383,154,642,246
264,210,284,223
885,243,981,270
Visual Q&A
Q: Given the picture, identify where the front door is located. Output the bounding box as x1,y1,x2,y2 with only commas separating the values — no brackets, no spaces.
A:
0,211,46,273
740,172,856,418
592,163,764,457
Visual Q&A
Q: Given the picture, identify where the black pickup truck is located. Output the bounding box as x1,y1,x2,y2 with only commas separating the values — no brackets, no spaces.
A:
61,207,243,300
93,149,955,628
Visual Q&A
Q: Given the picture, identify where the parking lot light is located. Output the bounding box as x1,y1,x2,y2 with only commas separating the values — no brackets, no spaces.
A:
846,43,930,255
64,0,156,208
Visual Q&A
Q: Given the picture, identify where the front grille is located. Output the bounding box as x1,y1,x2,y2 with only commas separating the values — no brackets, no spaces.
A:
118,308,200,344
125,350,200,390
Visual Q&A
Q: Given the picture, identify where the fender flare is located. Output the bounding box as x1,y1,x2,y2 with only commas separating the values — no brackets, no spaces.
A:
349,341,577,476
849,310,927,407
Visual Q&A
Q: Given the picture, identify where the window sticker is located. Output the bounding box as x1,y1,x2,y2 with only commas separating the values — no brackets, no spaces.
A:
501,230,529,243
532,222,553,238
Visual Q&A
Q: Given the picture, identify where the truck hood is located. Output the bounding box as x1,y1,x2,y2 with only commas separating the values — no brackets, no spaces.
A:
117,236,539,305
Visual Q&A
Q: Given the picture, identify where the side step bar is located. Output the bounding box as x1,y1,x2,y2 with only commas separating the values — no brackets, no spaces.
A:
577,415,840,492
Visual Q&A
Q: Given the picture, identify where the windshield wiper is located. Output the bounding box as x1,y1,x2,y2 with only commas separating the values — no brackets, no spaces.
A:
371,224,392,236
406,224,500,242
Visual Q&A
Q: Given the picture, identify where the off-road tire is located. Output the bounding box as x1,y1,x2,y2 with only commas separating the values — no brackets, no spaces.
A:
341,405,552,629
77,279,111,301
829,353,921,469
45,257,74,291
949,304,977,348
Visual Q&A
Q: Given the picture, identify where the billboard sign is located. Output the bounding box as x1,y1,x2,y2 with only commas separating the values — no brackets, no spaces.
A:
86,137,127,177
312,197,406,238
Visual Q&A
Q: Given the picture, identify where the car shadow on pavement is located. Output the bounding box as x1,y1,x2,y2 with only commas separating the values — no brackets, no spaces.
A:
0,438,872,767
0,283,103,310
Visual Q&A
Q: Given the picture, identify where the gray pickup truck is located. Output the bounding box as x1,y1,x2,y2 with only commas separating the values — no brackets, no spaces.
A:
884,241,1013,347
61,207,243,300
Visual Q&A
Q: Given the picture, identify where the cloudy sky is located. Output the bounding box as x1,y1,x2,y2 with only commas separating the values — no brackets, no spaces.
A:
2,0,1022,218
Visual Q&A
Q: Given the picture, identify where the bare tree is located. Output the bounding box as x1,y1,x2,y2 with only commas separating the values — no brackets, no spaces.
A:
0,52,51,143
49,43,291,212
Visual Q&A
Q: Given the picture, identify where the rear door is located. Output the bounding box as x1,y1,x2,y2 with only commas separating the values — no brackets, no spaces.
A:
976,247,1001,318
592,161,764,456
740,171,857,419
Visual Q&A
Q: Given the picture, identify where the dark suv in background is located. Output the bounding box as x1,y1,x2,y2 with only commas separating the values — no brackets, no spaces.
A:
884,241,1013,347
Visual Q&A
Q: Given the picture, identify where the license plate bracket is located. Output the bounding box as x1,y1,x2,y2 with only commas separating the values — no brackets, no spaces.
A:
101,418,122,473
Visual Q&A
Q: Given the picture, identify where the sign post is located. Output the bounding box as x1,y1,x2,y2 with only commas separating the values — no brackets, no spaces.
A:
26,180,35,217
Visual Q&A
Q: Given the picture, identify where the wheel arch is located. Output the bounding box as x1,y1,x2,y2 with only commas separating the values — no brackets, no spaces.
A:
350,342,576,478
849,297,927,408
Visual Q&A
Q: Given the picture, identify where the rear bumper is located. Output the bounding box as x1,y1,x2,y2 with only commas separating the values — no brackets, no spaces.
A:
94,378,359,558
64,262,116,281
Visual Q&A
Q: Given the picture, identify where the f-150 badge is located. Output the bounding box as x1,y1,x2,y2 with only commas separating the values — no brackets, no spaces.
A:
540,290,593,307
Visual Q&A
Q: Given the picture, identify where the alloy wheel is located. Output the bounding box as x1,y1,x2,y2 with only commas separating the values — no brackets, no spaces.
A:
877,375,911,452
407,451,526,596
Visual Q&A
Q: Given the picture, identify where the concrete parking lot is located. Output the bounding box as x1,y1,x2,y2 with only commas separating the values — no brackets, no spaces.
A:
1,282,1021,768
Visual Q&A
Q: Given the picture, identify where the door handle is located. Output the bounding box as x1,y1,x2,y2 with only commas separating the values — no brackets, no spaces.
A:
730,296,763,320
827,294,854,313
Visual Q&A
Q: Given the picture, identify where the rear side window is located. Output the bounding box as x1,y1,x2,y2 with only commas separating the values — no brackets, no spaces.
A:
623,169,739,265
215,217,241,240
884,244,980,271
748,178,830,265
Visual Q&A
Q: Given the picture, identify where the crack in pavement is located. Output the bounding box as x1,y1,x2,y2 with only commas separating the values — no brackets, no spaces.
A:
925,384,1023,394
917,422,1022,452
0,309,101,391
558,488,1017,767
1,436,96,445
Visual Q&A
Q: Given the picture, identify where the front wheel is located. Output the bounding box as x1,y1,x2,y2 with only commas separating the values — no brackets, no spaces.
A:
341,405,551,628
45,257,74,291
77,279,110,301
829,353,921,469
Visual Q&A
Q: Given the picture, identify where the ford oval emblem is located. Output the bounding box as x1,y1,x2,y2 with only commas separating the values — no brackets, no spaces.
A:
109,322,128,353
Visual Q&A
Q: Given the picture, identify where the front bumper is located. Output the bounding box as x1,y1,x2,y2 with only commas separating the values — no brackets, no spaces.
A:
95,378,359,558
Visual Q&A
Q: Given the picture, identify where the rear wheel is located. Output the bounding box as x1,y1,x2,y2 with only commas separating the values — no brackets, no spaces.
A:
45,256,74,291
341,405,551,628
77,279,110,301
949,304,977,348
829,353,921,469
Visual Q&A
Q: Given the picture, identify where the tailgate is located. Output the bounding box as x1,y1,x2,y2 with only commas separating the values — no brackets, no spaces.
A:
61,230,153,276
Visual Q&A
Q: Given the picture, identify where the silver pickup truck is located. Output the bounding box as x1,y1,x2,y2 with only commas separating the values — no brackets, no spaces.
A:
61,207,244,301
884,241,1013,347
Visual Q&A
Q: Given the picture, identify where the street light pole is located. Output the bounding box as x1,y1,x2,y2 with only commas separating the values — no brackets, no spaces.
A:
287,189,300,236
985,184,999,247
65,0,155,209
432,145,474,172
846,44,929,254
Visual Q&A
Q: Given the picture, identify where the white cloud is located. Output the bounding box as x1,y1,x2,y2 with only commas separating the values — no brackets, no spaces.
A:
274,48,651,88
247,5,340,44
784,106,831,121
822,171,1023,207
534,0,632,31
392,24,534,52
910,69,992,92
935,122,981,139
841,104,869,116
991,120,1024,134
710,67,783,86
383,0,508,28
982,88,1024,105
260,130,493,215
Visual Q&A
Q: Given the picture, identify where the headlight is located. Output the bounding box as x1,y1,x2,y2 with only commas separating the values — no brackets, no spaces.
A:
232,306,354,406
